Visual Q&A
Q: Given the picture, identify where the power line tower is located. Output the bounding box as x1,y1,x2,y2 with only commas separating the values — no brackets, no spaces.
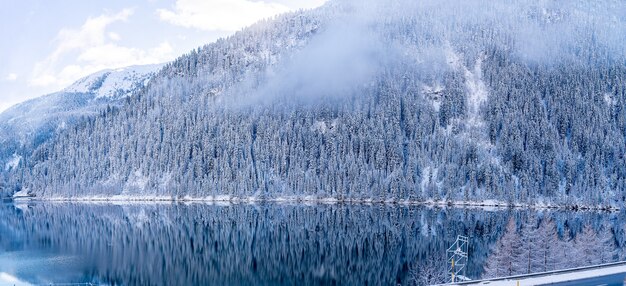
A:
447,235,469,283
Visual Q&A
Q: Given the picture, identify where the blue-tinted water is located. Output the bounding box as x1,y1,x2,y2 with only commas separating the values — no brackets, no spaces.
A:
0,203,623,285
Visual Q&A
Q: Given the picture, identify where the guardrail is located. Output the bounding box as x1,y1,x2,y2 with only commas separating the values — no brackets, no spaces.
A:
437,261,626,285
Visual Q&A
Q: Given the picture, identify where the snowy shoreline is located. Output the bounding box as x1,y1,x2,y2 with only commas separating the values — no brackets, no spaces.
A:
12,196,621,211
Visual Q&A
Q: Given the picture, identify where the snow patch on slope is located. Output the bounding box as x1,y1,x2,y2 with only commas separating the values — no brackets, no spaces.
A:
126,170,149,191
311,119,338,134
5,154,21,171
464,55,488,129
604,93,616,106
422,83,444,112
420,166,439,193
63,64,163,99
445,47,488,129
443,49,514,186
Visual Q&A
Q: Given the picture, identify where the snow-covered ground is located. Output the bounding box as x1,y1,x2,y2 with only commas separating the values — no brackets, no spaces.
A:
0,272,30,286
12,189,32,199
17,195,620,211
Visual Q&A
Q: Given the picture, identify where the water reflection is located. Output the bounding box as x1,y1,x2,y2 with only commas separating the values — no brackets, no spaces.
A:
0,203,623,285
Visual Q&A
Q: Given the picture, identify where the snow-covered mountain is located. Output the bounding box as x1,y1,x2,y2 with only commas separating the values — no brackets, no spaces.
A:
0,64,163,185
62,64,163,99
8,0,626,206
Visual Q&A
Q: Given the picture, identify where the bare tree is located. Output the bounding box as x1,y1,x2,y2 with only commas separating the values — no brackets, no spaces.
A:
409,254,448,286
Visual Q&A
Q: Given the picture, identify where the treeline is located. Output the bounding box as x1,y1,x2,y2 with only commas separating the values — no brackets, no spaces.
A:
483,217,618,278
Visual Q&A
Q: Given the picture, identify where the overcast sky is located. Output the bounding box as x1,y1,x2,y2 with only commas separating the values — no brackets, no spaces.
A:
0,0,328,112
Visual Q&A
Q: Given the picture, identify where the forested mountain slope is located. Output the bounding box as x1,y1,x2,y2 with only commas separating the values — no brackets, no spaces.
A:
10,0,626,206
0,64,162,196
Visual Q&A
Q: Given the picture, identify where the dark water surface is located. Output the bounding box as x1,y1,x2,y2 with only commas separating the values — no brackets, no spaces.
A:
0,202,623,285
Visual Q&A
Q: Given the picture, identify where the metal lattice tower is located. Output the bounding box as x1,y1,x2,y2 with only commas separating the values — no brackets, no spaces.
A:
447,235,469,283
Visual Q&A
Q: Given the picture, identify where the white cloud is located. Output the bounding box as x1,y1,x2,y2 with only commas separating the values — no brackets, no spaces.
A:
279,0,329,10
52,9,133,60
5,73,17,81
77,42,173,67
30,9,174,89
108,32,121,41
157,0,290,31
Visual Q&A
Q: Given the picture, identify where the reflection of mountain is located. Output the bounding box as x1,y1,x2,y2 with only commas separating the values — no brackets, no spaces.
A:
483,217,618,278
0,204,506,285
0,204,624,285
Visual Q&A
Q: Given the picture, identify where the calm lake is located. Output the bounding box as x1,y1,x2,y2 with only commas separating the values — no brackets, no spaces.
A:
0,202,623,285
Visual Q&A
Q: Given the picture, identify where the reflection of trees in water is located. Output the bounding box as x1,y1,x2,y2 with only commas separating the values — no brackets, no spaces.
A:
0,204,505,285
1,204,625,285
483,216,618,278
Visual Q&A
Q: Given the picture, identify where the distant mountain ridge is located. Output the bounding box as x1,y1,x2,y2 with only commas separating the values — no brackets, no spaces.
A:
62,64,163,99
0,64,163,194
